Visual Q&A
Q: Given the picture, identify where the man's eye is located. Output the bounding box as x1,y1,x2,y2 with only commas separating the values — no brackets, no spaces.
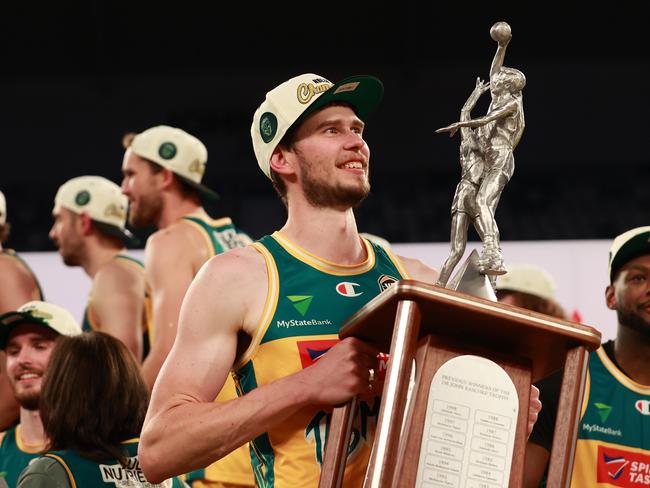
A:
631,274,646,282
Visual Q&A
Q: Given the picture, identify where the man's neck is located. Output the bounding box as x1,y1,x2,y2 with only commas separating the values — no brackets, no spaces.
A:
156,194,207,230
18,407,47,449
614,326,650,385
280,202,366,265
81,241,126,278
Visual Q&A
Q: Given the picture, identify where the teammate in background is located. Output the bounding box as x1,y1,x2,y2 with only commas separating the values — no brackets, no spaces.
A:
0,191,44,432
496,263,566,319
138,73,541,487
524,227,650,487
0,301,81,487
49,176,149,361
121,125,253,487
17,332,187,488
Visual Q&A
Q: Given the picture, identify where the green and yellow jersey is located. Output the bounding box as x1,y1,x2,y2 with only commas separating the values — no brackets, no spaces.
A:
0,425,44,487
233,231,407,488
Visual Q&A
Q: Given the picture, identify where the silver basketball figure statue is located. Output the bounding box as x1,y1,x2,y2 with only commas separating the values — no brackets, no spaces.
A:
436,21,525,285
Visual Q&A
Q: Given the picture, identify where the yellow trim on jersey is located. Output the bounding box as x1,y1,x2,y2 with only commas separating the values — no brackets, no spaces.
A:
180,219,217,258
380,242,411,279
45,454,77,488
15,424,46,453
234,242,280,370
271,231,376,276
597,346,650,394
580,369,591,420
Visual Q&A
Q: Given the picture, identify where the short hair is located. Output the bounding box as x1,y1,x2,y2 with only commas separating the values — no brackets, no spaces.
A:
40,332,148,465
496,290,566,319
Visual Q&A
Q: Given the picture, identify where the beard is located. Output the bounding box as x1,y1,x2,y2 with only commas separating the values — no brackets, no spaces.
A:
16,390,40,411
128,192,163,228
299,153,370,210
617,305,650,339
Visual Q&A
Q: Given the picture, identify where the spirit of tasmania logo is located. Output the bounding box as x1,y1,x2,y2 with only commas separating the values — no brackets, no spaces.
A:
296,339,340,369
597,445,650,486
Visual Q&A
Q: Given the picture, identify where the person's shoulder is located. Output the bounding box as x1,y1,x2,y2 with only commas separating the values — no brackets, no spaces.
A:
94,256,143,289
397,255,439,284
201,244,265,280
17,455,70,487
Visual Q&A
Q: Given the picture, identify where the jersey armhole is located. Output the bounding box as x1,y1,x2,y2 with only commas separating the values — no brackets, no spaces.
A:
232,242,279,370
43,454,77,488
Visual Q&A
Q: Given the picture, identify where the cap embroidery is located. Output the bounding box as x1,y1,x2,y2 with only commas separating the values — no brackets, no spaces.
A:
104,204,126,220
260,112,278,143
158,142,177,160
189,160,205,176
297,81,332,104
334,82,360,94
75,191,91,206
21,306,53,321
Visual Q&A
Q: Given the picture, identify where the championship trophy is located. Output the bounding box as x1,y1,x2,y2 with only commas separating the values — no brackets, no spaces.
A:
319,23,601,488
435,21,526,300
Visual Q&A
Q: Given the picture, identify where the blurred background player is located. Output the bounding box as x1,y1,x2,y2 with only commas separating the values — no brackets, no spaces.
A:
495,263,567,318
0,191,44,432
49,176,149,361
0,301,81,487
121,126,253,487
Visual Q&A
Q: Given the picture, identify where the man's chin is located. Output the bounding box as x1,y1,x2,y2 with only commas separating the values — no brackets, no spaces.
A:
16,393,40,411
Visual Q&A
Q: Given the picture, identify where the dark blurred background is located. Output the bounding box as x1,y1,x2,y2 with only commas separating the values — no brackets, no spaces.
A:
1,2,648,251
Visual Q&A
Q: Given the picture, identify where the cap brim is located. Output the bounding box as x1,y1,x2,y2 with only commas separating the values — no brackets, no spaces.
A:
610,230,650,281
176,174,220,201
293,75,384,132
0,312,52,349
94,221,140,247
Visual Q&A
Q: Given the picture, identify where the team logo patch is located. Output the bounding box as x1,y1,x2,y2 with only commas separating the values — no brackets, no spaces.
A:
597,445,650,485
287,295,313,316
259,112,278,143
296,339,339,369
75,190,91,206
635,400,650,415
595,402,613,423
158,142,177,160
336,282,363,297
378,274,398,292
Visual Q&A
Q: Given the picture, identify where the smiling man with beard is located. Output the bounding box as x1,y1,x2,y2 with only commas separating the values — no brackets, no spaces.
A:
525,226,650,487
0,301,81,488
138,73,541,487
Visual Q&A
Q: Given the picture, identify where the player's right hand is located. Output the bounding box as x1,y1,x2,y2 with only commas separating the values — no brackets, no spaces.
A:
302,337,380,406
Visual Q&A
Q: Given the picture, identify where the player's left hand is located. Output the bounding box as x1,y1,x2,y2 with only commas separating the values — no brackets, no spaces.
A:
527,384,542,438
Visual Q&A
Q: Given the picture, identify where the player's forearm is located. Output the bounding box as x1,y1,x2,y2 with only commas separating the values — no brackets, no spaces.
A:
139,370,314,483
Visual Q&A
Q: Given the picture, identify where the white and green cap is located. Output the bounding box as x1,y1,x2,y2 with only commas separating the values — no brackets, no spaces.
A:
0,300,82,349
0,191,5,225
496,264,557,301
130,125,218,200
54,176,133,243
608,226,650,282
251,73,384,179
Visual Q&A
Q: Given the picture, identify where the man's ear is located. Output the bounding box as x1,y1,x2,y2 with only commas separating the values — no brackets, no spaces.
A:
605,283,618,311
159,168,175,190
270,145,296,177
78,212,93,236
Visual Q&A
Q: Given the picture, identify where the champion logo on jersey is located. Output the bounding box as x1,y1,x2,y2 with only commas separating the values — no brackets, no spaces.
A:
378,274,398,292
336,282,363,297
597,445,650,486
296,339,340,369
635,400,650,415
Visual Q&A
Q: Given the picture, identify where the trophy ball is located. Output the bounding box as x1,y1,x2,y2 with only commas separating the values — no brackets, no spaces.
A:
490,22,512,43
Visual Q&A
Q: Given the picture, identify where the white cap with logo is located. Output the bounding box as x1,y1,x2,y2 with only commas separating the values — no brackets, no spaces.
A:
496,264,557,301
54,176,133,243
0,191,6,225
0,300,82,349
251,73,384,179
608,226,650,282
130,125,218,200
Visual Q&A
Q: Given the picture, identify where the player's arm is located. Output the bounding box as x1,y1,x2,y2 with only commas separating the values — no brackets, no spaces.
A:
91,260,144,361
140,228,196,389
0,257,40,430
0,258,41,312
523,443,550,488
139,248,379,483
